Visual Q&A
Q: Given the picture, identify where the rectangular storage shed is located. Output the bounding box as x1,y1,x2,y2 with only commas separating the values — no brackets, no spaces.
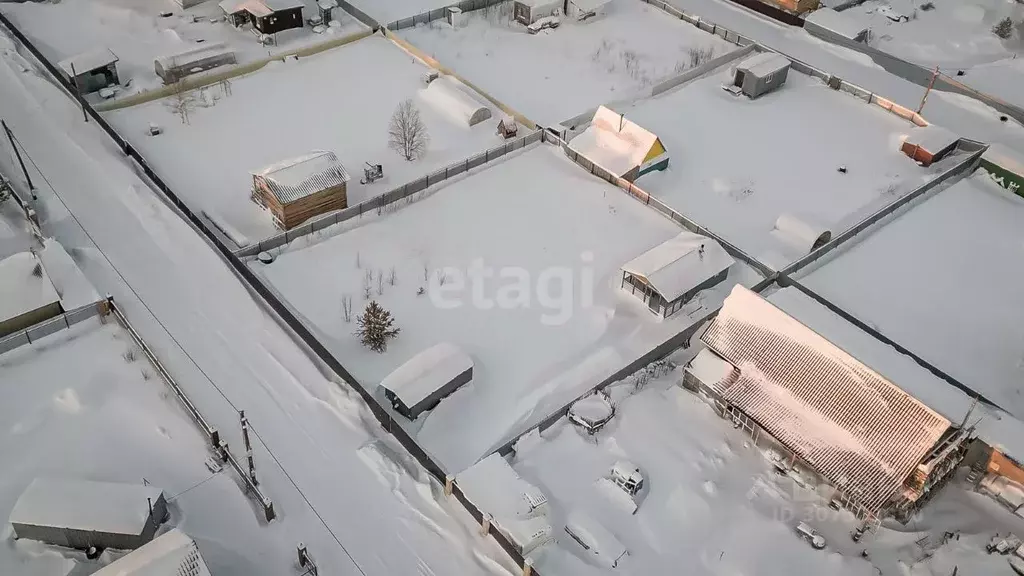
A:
155,43,237,85
803,7,870,43
513,0,563,25
252,151,349,230
900,125,958,167
57,49,119,94
380,342,473,419
10,478,167,551
732,52,791,99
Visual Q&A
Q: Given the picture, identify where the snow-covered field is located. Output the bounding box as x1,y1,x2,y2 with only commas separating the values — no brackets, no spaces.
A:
507,359,1024,575
1,27,519,576
256,144,763,472
606,66,949,268
0,0,366,98
823,0,1024,109
106,35,514,241
801,172,1024,421
401,0,735,126
836,0,1024,67
0,319,310,576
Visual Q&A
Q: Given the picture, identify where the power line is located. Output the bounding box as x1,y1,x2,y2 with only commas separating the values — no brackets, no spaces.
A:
6,126,368,576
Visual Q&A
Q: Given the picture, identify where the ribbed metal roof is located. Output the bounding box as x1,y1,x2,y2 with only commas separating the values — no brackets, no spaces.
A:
253,151,349,204
702,286,950,514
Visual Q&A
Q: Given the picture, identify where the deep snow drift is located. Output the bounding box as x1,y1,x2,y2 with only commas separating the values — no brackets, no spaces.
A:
106,35,515,240
607,65,952,268
802,172,1024,421
257,144,762,472
401,0,735,126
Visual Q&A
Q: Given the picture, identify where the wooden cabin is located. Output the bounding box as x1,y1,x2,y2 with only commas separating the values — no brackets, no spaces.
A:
764,0,819,15
220,0,304,35
252,151,349,230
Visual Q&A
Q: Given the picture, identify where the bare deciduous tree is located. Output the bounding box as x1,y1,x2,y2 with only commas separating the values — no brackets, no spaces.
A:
167,81,196,125
362,270,372,300
342,294,353,323
388,99,429,161
388,266,397,286
376,269,384,295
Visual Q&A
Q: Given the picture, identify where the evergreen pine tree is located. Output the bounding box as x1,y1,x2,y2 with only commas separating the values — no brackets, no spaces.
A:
993,17,1015,39
356,300,400,353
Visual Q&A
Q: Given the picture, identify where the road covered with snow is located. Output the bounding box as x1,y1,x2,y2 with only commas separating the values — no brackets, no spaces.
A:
0,27,515,576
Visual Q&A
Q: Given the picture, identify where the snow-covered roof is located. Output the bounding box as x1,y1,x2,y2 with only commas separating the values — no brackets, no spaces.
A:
219,0,271,17
904,124,958,153
10,478,164,535
457,454,553,553
39,239,100,310
93,529,211,576
569,393,614,425
57,49,118,77
421,76,492,127
379,342,472,409
804,8,868,41
686,348,738,390
317,0,338,8
517,0,561,8
701,285,951,513
0,251,60,323
736,52,791,79
265,0,304,10
770,213,830,255
155,42,234,71
568,105,662,178
622,232,734,302
766,285,1024,471
254,151,350,204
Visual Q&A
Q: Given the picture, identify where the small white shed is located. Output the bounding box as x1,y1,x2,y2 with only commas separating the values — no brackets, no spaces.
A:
513,0,563,25
93,529,211,576
380,342,473,419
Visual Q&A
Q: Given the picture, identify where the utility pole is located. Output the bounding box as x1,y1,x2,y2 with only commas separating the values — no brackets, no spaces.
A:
1,120,36,199
917,65,940,115
68,62,88,123
240,410,257,486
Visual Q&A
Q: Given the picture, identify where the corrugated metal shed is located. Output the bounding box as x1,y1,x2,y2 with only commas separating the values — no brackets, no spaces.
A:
254,151,350,204
701,286,950,513
622,232,734,303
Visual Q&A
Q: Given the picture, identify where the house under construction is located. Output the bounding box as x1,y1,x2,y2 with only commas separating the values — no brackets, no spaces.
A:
683,286,973,523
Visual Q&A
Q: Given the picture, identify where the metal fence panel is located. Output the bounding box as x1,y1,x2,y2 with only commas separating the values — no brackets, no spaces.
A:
467,152,487,170
428,169,447,187
0,332,29,355
25,315,67,343
65,303,101,325
698,21,715,33
447,161,467,178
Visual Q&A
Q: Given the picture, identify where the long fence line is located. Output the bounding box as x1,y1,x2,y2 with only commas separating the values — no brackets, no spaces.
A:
236,130,543,256
107,298,277,521
638,0,930,128
0,13,541,575
781,141,987,278
0,299,106,355
386,0,507,30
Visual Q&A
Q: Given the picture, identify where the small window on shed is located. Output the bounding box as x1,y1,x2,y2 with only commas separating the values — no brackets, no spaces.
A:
765,72,774,83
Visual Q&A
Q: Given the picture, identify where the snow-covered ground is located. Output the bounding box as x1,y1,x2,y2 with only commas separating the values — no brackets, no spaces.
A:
402,0,735,126
0,319,326,576
605,65,950,268
662,0,1024,153
106,35,515,241
507,359,1024,575
0,27,518,576
0,0,366,98
836,0,1023,67
829,0,1024,110
256,144,763,472
800,172,1024,421
766,285,1024,466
